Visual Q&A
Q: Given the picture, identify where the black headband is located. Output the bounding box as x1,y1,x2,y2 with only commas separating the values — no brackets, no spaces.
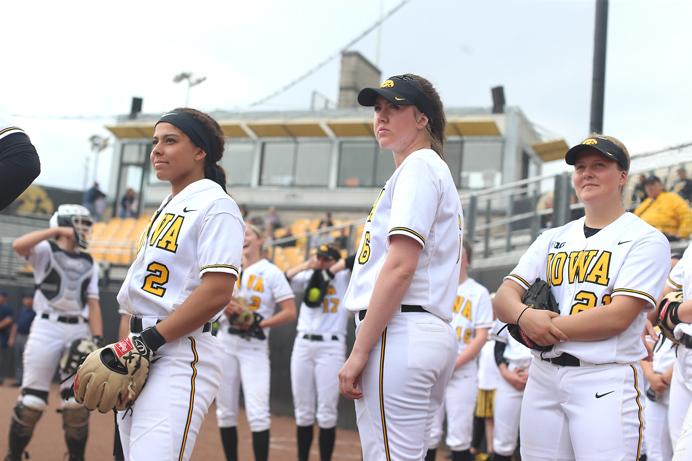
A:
156,111,213,158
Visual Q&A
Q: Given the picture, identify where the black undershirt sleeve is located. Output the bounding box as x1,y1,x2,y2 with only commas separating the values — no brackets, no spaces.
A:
494,340,508,366
345,253,356,271
0,133,41,210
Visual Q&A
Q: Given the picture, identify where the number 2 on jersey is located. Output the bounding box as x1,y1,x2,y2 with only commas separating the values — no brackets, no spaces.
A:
142,262,170,297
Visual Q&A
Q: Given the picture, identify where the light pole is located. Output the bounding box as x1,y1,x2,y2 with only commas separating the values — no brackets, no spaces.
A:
89,135,110,185
173,72,207,106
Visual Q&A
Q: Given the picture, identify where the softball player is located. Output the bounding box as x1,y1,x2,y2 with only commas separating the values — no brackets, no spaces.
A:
472,335,502,458
4,204,102,461
215,224,296,461
661,242,692,460
339,74,462,461
285,244,351,461
115,108,244,461
641,334,675,461
426,240,493,461
492,321,532,461
494,135,671,460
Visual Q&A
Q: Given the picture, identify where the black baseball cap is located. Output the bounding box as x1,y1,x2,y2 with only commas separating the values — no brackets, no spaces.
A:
316,244,341,261
564,135,630,171
644,175,662,185
358,75,435,121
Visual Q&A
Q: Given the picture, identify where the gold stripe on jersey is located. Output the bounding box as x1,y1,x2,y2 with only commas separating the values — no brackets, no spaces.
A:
378,329,391,461
667,276,682,290
0,126,24,140
178,337,199,461
507,274,531,289
630,364,643,460
389,226,425,244
200,263,239,274
612,288,656,306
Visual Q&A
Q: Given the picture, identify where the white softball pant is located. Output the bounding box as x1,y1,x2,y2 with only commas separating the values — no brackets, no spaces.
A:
117,324,221,461
520,358,644,461
354,311,456,461
493,364,525,457
427,362,478,451
290,333,345,428
22,315,90,394
215,333,271,432
644,390,672,461
671,345,692,461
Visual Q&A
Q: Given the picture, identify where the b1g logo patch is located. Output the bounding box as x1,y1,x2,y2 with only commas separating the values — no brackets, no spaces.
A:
114,338,134,358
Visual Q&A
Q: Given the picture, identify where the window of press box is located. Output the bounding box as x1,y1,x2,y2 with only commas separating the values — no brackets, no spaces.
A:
459,139,504,189
222,141,255,187
338,141,394,187
260,141,331,187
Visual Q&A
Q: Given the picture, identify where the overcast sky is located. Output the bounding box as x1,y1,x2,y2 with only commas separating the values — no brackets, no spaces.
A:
2,0,691,191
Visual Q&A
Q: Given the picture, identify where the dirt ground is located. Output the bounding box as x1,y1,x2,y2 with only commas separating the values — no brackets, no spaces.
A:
0,384,361,460
0,384,451,460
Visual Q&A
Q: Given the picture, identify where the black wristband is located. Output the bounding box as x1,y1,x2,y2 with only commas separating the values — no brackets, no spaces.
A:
140,326,166,352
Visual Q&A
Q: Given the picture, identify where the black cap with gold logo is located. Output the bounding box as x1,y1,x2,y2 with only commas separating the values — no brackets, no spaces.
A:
358,75,435,121
316,244,341,261
564,135,630,171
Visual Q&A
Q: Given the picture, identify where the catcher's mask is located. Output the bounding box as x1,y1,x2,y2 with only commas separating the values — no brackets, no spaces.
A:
49,204,94,249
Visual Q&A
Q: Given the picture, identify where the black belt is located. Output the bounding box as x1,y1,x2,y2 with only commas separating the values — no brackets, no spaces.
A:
130,317,213,335
303,334,339,341
680,334,692,349
542,352,581,367
40,313,83,324
358,304,426,321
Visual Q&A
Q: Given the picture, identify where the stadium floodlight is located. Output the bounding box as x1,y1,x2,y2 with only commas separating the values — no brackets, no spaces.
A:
173,72,207,106
89,135,110,184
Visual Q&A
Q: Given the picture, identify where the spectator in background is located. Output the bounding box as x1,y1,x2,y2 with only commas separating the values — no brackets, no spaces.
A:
8,292,35,387
0,291,14,384
83,182,106,221
119,188,137,218
265,207,281,237
630,173,647,208
318,211,334,228
673,167,692,203
634,175,692,241
239,204,249,220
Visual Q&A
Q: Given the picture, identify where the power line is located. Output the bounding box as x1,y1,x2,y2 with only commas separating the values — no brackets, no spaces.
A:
248,0,412,108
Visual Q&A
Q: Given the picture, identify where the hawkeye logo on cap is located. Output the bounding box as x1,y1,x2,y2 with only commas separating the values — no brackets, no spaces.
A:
582,138,599,145
320,245,328,252
381,80,395,88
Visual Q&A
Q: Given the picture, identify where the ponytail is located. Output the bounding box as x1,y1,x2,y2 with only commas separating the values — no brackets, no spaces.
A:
204,162,227,192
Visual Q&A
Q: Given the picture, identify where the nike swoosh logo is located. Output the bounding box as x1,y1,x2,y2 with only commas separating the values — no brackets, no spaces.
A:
183,207,197,212
595,390,615,399
394,96,406,101
618,240,632,245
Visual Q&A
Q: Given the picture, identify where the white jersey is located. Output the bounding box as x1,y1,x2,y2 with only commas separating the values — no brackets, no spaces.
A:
27,240,99,316
477,340,501,390
666,241,692,338
117,179,244,318
344,148,463,322
506,212,670,363
652,336,676,374
451,278,493,355
218,258,294,335
292,270,351,336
